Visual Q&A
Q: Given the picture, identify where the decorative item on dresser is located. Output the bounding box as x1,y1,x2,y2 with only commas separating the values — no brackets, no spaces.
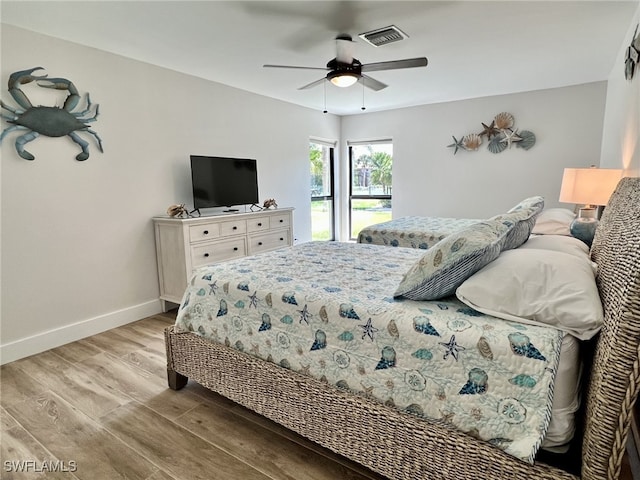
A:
153,208,293,311
559,166,623,246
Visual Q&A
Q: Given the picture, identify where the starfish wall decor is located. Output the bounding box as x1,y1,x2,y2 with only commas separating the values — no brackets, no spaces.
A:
447,111,536,155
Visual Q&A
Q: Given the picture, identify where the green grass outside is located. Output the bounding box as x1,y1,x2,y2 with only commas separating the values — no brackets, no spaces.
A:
311,200,333,240
311,200,391,240
351,210,391,239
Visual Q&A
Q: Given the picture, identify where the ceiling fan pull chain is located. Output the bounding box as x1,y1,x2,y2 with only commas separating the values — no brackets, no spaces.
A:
361,80,366,111
323,79,328,114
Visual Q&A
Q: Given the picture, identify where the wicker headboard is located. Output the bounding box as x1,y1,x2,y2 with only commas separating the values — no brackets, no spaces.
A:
583,177,640,479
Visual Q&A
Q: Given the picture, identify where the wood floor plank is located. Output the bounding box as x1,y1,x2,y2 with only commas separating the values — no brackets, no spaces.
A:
145,469,177,480
1,424,80,480
50,339,103,364
82,330,147,357
147,311,178,323
114,323,166,352
100,402,272,480
1,405,20,431
75,351,203,420
176,401,379,480
120,347,168,379
0,364,49,410
4,390,158,480
10,351,131,420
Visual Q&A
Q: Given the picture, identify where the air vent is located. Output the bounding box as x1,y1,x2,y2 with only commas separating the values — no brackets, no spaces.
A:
359,25,408,47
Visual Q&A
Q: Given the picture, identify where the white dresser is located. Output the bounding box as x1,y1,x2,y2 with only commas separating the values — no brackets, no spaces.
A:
153,208,293,310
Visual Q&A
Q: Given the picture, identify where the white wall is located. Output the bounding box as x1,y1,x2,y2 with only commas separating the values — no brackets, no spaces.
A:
600,1,640,175
0,25,340,363
340,82,608,239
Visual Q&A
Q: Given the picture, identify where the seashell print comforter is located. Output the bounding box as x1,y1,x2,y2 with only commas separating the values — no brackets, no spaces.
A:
175,242,563,463
357,216,481,249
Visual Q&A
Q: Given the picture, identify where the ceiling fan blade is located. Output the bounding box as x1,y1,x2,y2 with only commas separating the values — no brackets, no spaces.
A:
263,64,329,71
361,57,428,72
298,77,327,90
359,74,387,91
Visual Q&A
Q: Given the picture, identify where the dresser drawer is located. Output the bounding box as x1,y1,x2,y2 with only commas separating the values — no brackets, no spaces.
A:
270,213,290,229
247,216,270,233
220,219,246,237
189,223,220,243
191,238,247,267
250,230,290,254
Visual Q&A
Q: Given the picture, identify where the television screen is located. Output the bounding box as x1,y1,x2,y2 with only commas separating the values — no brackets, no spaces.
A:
190,156,259,210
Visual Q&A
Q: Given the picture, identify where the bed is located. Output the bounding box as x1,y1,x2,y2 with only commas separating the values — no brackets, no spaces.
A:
165,177,640,480
357,215,481,248
356,196,546,249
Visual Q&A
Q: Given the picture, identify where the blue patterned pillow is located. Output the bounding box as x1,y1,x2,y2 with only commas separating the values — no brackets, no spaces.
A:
394,220,513,300
492,196,545,250
509,196,544,213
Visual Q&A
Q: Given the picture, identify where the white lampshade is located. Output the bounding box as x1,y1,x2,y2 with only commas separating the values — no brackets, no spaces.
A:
559,167,623,206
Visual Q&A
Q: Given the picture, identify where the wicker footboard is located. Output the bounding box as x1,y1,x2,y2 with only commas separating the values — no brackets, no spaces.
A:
165,326,577,480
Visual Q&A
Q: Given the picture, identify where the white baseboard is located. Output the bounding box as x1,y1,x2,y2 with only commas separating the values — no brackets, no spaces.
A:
0,300,163,365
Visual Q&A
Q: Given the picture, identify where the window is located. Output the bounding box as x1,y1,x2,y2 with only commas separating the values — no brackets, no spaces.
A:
310,141,335,241
349,141,393,239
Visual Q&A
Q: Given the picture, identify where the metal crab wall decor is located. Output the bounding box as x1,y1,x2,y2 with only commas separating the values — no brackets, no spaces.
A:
0,67,103,161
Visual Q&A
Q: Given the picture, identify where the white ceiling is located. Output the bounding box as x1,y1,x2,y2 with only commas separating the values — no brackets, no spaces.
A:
1,1,637,115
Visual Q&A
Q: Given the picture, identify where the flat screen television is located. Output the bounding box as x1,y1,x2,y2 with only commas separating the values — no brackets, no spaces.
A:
190,155,258,212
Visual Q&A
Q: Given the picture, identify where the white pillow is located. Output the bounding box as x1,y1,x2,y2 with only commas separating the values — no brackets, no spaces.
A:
531,208,576,236
456,249,603,340
519,234,589,258
519,235,597,274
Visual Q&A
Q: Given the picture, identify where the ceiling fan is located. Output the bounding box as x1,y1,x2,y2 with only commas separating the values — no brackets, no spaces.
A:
263,34,428,91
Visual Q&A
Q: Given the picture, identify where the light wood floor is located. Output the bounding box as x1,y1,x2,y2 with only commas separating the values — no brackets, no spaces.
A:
1,311,635,480
1,311,387,480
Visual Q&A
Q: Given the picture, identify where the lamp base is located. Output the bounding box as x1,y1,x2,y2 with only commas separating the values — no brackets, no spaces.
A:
570,207,598,247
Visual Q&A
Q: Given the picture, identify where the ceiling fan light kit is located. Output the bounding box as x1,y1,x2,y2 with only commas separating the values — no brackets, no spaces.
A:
263,31,428,108
329,72,359,87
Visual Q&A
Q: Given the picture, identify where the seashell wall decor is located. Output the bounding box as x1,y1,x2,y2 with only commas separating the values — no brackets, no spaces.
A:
462,133,482,151
447,112,536,155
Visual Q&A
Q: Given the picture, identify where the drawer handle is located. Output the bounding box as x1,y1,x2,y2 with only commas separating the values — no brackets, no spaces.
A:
204,253,209,257
279,219,283,223
257,223,262,227
258,242,263,246
280,238,284,241
233,247,238,251
233,226,237,230
203,230,209,235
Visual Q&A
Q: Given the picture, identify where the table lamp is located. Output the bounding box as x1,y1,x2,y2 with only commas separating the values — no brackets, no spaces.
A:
559,166,623,246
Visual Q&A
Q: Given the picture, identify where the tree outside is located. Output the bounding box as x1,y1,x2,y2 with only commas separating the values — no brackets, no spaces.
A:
350,144,393,238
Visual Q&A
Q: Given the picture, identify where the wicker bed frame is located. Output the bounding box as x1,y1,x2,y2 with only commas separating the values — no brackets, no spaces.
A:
165,177,640,480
